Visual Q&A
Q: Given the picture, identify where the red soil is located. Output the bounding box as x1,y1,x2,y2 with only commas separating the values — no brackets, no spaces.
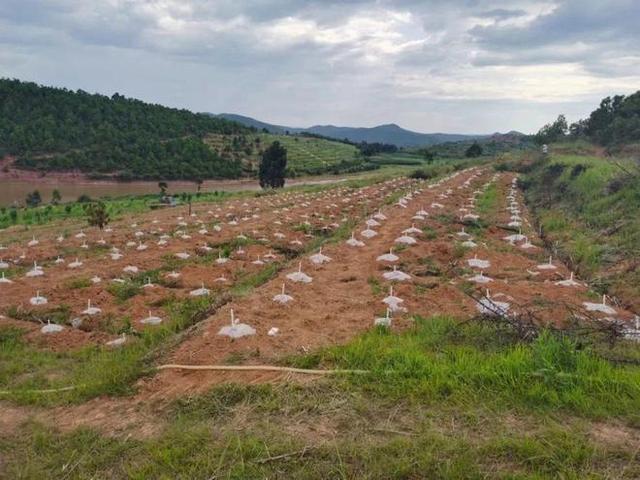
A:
1,168,636,423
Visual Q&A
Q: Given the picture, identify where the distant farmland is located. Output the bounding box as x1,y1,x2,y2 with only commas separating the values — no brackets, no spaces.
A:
204,133,367,176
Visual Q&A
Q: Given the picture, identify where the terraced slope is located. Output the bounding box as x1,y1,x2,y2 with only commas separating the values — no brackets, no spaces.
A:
204,133,366,176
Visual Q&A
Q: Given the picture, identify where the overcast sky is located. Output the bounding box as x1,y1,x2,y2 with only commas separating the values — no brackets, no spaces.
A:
1,0,638,134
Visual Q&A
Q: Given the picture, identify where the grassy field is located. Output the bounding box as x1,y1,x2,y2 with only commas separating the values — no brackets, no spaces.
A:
368,152,425,166
2,317,639,478
204,133,366,176
0,190,243,231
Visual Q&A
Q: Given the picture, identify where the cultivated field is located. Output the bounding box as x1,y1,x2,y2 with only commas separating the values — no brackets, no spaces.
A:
1,164,639,478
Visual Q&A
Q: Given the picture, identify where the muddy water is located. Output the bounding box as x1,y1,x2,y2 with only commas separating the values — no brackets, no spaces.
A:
0,177,344,207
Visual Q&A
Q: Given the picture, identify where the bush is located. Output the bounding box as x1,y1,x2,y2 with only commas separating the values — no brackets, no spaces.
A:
409,168,436,180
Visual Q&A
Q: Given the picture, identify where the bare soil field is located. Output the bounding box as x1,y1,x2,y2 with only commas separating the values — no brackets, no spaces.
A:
0,177,412,348
1,166,636,403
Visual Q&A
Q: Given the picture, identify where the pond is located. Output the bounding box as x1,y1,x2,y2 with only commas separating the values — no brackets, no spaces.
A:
0,176,344,207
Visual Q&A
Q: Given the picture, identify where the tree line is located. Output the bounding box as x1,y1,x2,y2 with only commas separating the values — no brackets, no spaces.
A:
534,90,640,147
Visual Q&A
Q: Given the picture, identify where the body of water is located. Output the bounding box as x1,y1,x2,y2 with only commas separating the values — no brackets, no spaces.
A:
0,177,344,207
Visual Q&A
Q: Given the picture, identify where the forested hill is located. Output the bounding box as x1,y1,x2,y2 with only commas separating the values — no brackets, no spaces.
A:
0,79,250,180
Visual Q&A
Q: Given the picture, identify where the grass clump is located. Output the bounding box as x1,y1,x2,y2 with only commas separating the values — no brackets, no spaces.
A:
64,277,92,290
106,281,141,303
232,262,280,297
292,316,640,419
476,182,498,217
367,276,383,295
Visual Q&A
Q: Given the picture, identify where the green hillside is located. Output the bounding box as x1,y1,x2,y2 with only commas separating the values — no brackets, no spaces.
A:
0,78,249,180
409,132,533,160
520,148,640,312
204,133,376,176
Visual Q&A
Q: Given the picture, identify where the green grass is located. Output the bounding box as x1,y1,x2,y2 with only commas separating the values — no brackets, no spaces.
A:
231,262,281,297
0,295,220,405
369,152,425,165
5,304,72,326
0,190,235,230
4,409,636,479
367,276,383,296
107,281,142,303
2,316,639,478
476,182,499,218
288,316,640,419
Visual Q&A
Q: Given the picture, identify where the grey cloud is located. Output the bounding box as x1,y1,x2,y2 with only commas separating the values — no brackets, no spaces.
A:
468,0,640,77
477,8,527,21
471,1,639,50
0,0,638,134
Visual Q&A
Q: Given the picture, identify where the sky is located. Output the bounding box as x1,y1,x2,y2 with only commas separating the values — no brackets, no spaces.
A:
1,0,638,134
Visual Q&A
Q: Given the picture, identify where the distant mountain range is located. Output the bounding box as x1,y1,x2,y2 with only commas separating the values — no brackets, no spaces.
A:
210,113,523,148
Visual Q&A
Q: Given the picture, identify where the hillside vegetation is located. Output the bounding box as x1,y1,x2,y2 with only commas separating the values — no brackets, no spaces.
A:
519,148,640,312
0,79,248,180
418,132,533,159
523,90,640,311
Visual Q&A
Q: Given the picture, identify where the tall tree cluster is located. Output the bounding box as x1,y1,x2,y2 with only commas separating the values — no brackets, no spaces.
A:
259,141,287,189
535,91,640,147
465,142,483,158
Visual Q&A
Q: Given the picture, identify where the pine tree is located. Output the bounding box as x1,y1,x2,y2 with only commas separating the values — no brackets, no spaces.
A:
259,141,287,189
